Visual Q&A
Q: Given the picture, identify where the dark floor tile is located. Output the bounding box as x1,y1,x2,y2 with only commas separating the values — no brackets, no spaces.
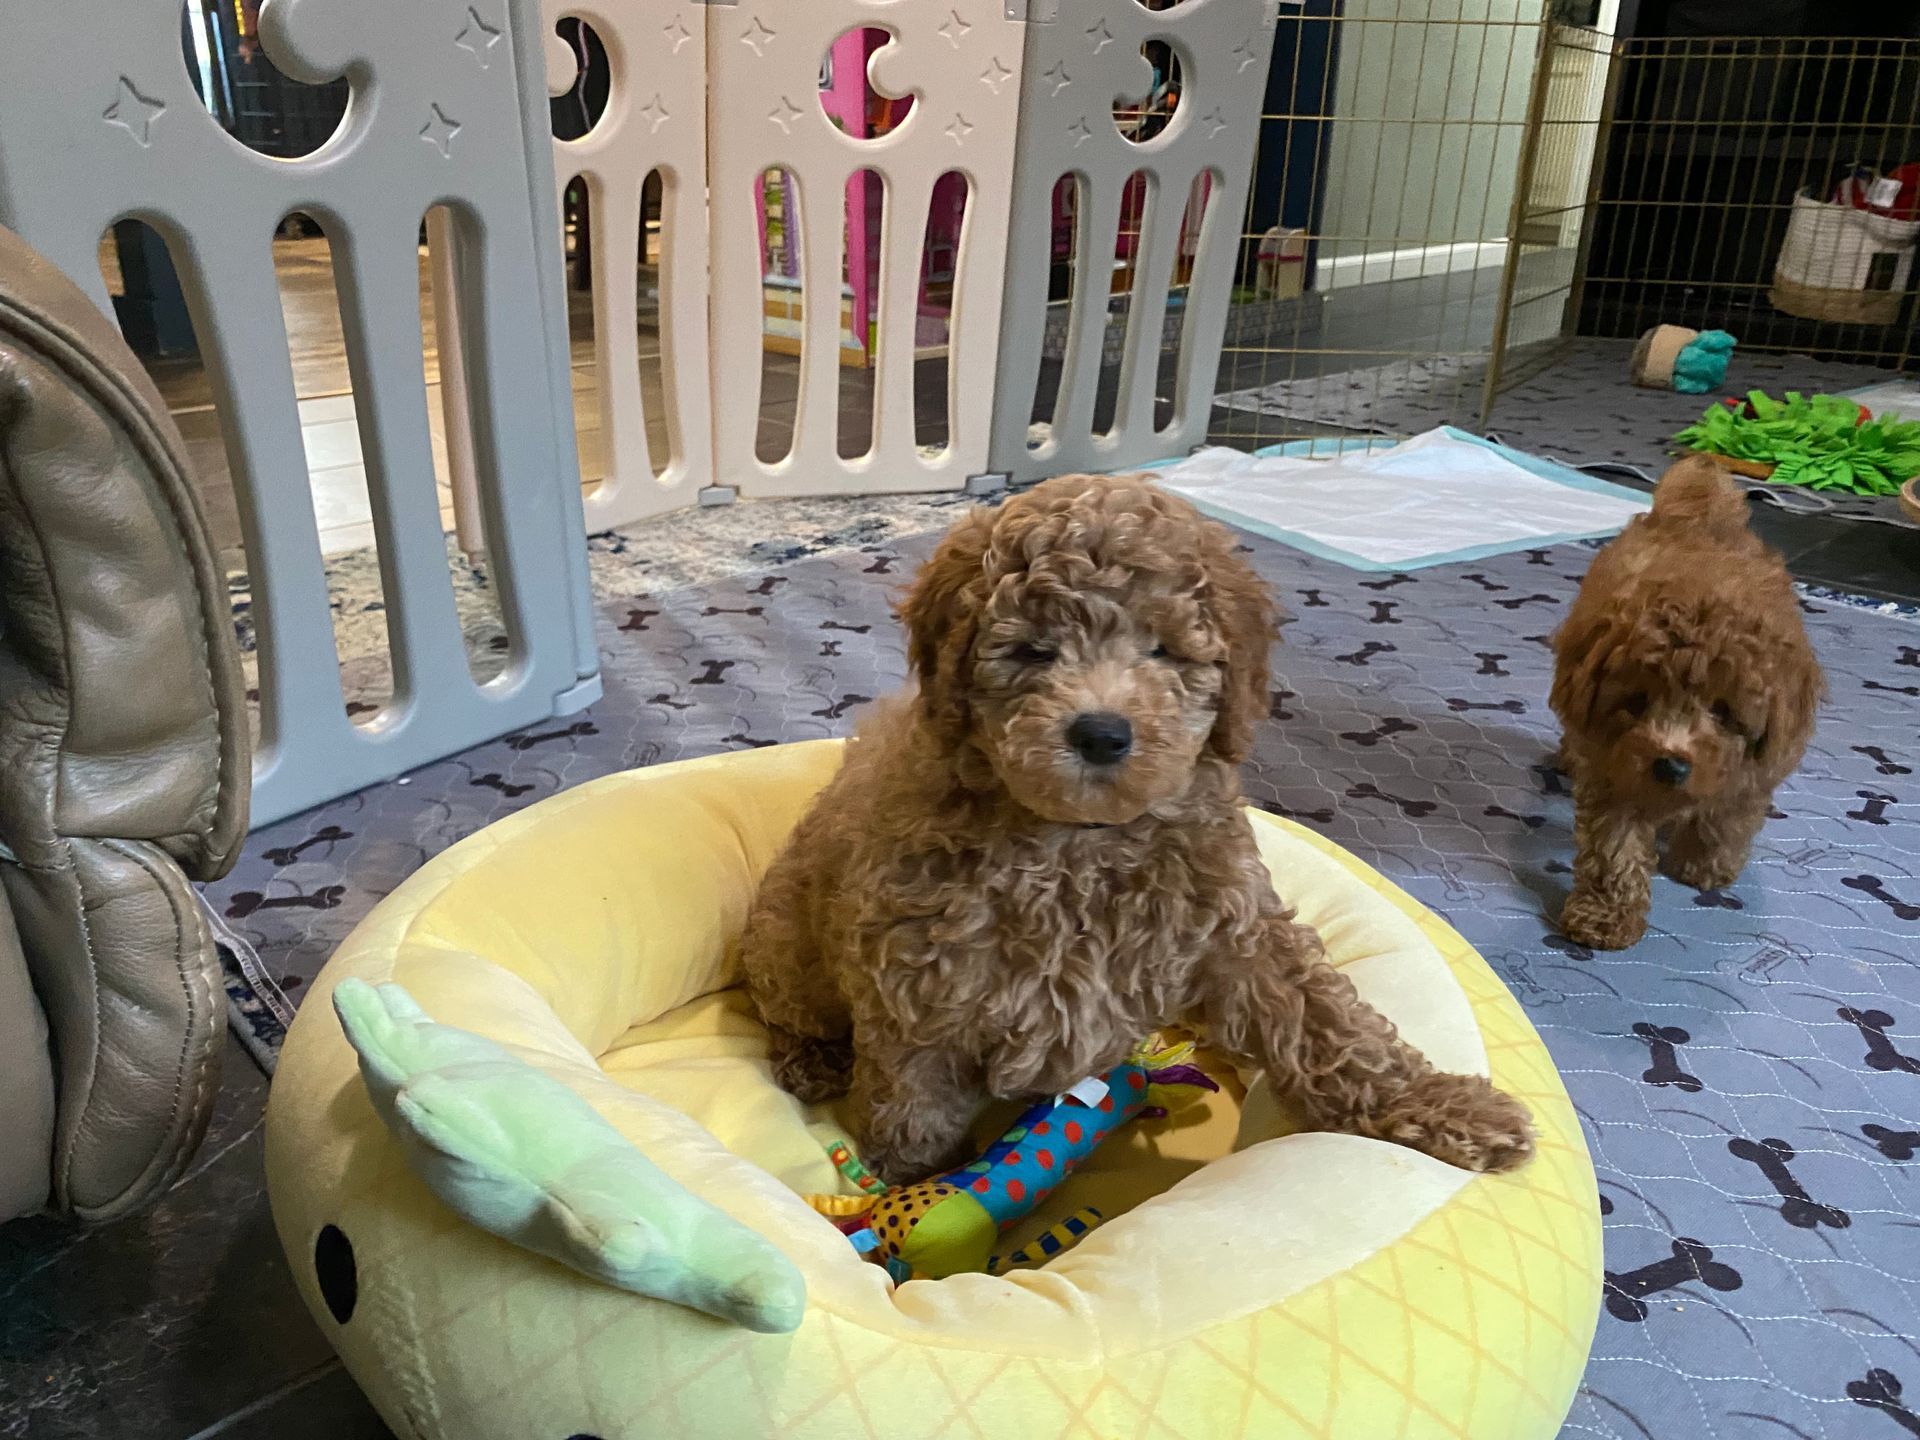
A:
1790,523,1920,605
192,1360,393,1440
756,417,799,465
1744,501,1840,564
0,1036,337,1440
755,361,802,408
836,392,881,458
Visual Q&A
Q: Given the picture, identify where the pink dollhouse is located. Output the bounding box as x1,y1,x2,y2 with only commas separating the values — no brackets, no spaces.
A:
754,27,1197,368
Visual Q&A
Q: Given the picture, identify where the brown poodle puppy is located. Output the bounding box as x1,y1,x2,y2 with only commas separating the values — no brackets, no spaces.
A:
1550,456,1823,950
740,474,1533,1184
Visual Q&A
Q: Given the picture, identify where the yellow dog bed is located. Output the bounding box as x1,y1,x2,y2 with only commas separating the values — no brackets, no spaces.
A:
266,740,1600,1439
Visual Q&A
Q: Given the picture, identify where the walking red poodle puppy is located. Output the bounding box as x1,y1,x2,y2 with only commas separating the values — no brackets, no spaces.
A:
1551,456,1824,950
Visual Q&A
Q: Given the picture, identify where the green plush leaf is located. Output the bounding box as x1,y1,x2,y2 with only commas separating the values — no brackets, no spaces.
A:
1675,390,1920,497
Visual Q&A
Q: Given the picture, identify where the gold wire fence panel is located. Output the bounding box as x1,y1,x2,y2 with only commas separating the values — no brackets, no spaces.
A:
1213,0,1555,450
1209,13,1919,454
1572,34,1920,369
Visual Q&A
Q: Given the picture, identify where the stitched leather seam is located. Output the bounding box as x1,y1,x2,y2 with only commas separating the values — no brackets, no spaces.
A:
89,839,215,1217
0,431,95,1207
47,843,92,1209
0,294,233,866
0,431,75,860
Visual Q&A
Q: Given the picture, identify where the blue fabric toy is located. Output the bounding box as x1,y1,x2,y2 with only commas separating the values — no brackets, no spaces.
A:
1672,329,1737,394
1630,324,1736,395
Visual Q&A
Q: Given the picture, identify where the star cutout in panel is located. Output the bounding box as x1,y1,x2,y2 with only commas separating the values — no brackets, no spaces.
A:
663,15,693,53
980,58,1015,94
420,103,462,157
1042,60,1071,95
939,9,972,46
635,93,669,133
103,76,165,146
768,96,806,133
1067,115,1093,147
454,6,502,68
1231,31,1264,73
741,17,776,56
1200,105,1229,139
1086,18,1115,51
945,113,975,145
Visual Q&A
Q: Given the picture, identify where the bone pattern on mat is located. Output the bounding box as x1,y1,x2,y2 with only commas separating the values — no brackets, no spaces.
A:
208,529,1920,1440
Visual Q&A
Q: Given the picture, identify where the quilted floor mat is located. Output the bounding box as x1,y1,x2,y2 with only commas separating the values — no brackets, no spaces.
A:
207,530,1920,1440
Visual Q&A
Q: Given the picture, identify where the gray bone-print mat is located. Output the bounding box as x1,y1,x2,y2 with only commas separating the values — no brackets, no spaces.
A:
208,526,1920,1440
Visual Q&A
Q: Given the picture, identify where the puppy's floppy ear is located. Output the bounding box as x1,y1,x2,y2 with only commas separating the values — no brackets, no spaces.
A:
1202,530,1278,763
1550,612,1621,730
1755,645,1825,766
898,508,992,744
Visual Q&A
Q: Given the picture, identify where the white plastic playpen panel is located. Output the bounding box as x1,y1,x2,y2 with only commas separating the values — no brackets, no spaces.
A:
989,0,1278,483
0,0,599,827
542,0,714,528
0,0,1281,826
705,0,1026,499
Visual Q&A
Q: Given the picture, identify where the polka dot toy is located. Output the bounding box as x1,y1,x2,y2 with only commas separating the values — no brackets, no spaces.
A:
807,1037,1218,1280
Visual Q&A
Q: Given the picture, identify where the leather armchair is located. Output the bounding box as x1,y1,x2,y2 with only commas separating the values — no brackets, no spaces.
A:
0,223,248,1223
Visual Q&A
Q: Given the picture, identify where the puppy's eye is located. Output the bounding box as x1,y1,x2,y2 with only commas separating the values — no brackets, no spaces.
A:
1711,700,1745,734
1620,691,1649,718
1008,643,1056,666
1149,643,1170,660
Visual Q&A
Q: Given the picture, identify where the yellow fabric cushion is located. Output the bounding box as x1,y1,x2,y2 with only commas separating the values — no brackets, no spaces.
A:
266,740,1600,1439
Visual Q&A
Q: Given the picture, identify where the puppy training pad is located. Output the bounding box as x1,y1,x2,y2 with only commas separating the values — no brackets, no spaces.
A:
265,740,1600,1439
1151,427,1649,571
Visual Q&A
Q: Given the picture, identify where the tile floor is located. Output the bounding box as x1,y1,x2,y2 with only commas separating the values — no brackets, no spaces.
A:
1747,502,1920,607
0,1035,391,1440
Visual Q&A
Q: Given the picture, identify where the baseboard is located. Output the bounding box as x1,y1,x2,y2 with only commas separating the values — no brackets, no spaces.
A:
1315,239,1509,292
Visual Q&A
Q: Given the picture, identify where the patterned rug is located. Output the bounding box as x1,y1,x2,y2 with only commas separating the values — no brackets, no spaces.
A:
1216,338,1919,528
206,525,1920,1440
227,488,976,720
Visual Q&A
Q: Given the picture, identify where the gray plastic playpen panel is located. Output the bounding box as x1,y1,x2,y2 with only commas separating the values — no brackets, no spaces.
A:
989,0,1277,482
0,0,599,827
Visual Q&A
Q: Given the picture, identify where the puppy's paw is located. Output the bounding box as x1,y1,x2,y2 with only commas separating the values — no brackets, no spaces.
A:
1366,1072,1535,1173
1560,888,1647,951
770,1031,855,1104
1660,850,1743,893
861,1135,972,1189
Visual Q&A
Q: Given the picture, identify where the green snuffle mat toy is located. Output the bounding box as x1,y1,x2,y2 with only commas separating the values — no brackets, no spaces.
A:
1676,390,1920,497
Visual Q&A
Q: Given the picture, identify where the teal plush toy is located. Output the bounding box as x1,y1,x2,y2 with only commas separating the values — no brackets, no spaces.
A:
1629,324,1736,395
333,979,806,1333
1671,329,1736,394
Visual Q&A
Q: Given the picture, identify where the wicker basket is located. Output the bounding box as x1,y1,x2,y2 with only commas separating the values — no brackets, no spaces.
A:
1771,193,1919,327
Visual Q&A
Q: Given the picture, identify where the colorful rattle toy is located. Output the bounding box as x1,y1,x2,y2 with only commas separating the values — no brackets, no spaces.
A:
809,1037,1217,1281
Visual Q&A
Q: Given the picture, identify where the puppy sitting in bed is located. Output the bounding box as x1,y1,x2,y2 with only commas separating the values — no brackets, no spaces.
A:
740,474,1532,1184
1550,456,1823,950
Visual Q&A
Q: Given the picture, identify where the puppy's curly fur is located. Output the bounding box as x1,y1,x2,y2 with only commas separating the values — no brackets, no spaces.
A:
741,474,1533,1184
1550,456,1823,950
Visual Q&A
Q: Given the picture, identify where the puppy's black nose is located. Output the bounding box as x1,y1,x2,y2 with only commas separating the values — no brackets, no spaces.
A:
1067,712,1133,766
1651,755,1692,786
